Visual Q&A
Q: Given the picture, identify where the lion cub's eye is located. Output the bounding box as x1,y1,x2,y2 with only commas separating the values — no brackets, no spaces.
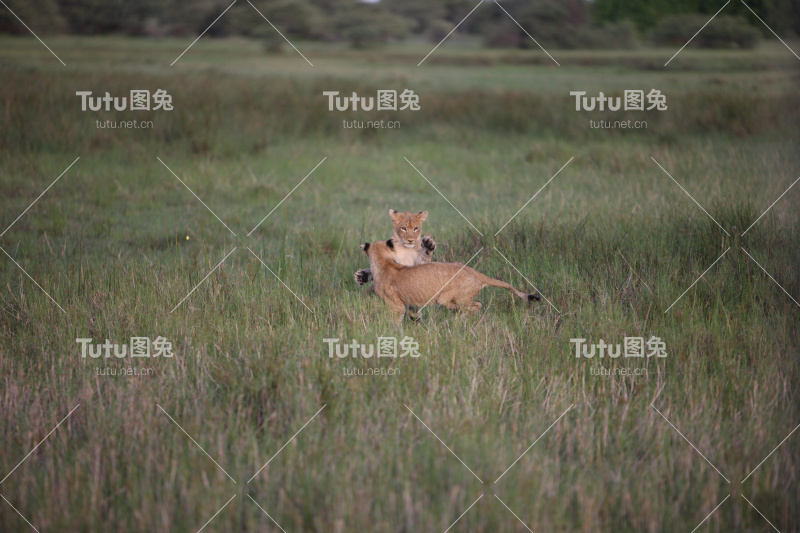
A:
414,227,419,232
401,227,407,231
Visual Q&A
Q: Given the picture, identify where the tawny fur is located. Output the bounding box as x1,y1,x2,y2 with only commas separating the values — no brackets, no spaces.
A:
354,209,435,285
362,239,538,322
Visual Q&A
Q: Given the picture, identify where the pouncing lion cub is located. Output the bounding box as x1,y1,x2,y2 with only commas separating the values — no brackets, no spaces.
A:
361,239,539,322
354,209,436,285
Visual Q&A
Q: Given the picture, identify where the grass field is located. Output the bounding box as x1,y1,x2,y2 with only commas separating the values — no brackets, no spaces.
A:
1,35,799,532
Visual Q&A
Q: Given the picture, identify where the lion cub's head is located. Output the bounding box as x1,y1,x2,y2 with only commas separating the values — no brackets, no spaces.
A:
389,209,428,248
361,239,396,266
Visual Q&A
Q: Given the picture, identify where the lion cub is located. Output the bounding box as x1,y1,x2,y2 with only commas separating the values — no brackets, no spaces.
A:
354,209,436,285
362,239,539,322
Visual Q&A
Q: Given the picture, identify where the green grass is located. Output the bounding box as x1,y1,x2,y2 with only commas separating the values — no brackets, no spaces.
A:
1,36,799,532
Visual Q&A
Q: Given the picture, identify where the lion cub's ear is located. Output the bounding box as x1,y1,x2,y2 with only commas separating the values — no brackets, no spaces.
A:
385,239,394,249
361,242,371,253
418,211,428,222
389,209,399,221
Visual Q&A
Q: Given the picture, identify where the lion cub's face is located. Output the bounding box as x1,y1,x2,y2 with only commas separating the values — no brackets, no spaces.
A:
389,209,428,248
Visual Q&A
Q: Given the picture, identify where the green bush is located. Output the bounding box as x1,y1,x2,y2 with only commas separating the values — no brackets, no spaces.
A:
0,0,64,34
700,14,761,49
576,20,639,49
426,19,454,43
332,4,413,49
486,19,638,50
484,0,579,49
653,14,760,49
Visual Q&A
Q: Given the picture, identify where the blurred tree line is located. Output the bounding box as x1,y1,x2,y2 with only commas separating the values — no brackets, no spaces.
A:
1,0,798,49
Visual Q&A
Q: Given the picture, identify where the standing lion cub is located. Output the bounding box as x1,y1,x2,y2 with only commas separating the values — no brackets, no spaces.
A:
361,239,539,322
354,209,436,285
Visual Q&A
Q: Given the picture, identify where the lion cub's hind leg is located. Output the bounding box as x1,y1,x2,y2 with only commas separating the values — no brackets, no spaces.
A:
406,306,423,321
439,294,481,314
440,299,481,314
437,284,483,314
463,301,482,313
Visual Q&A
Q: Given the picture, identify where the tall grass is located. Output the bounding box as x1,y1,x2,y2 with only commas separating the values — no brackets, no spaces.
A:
1,37,799,532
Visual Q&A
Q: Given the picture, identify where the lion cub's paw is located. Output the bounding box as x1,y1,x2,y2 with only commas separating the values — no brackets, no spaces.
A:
355,268,373,285
421,236,437,255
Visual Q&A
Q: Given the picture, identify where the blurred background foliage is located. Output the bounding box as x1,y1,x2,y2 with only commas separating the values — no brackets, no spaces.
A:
0,0,798,50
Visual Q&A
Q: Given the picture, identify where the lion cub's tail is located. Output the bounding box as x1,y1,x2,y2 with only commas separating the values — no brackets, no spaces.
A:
476,272,540,302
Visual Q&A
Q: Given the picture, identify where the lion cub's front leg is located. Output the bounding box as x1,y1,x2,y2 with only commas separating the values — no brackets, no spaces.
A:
375,285,406,323
354,268,373,285
400,236,436,317
420,236,436,263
